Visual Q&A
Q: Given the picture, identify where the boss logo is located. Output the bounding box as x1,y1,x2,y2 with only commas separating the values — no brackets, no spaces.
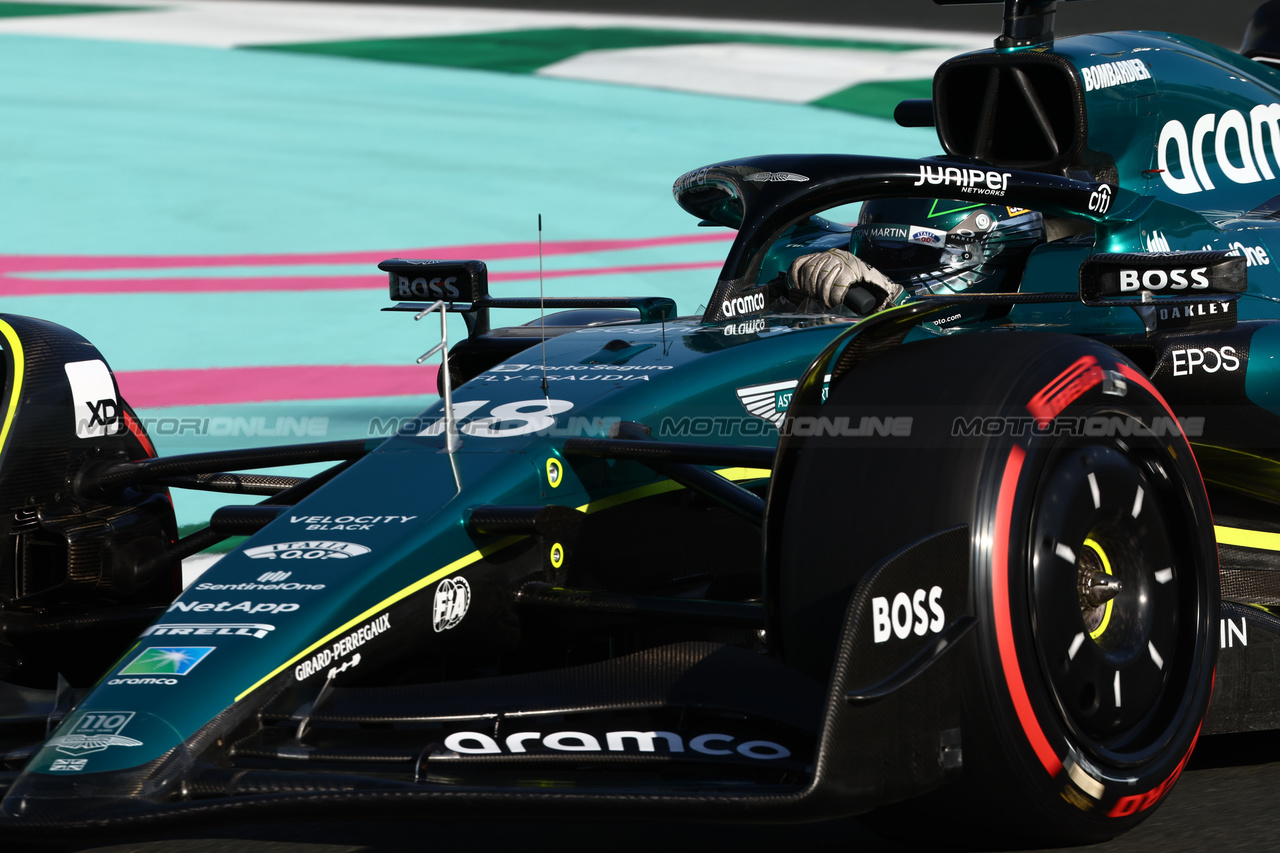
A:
1118,267,1210,292
872,586,945,643
397,275,460,299
1171,346,1241,376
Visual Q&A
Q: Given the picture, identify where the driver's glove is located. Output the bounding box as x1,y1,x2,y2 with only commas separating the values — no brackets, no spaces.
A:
789,248,904,313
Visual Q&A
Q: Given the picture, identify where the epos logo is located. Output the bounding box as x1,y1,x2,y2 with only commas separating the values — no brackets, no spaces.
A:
872,587,945,643
1171,346,1242,376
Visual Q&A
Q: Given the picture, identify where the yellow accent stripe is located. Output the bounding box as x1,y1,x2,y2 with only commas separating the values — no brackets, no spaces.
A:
236,467,773,702
235,535,521,701
574,467,771,515
714,467,771,481
1215,525,1280,552
575,479,685,515
0,321,25,458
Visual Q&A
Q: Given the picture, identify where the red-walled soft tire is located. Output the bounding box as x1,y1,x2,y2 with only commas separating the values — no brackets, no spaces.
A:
774,332,1217,846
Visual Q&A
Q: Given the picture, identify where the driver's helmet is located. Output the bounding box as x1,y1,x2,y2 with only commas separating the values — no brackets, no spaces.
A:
850,198,1045,298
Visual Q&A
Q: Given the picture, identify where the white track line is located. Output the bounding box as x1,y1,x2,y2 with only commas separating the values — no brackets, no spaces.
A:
0,1,990,50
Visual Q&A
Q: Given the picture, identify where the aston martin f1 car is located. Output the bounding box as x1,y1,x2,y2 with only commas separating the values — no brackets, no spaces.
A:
8,0,1280,846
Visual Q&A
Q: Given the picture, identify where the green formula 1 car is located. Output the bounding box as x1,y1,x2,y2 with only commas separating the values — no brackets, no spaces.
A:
5,0,1280,846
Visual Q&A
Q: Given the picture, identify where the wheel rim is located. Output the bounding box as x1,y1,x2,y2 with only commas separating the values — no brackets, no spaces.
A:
1029,440,1189,757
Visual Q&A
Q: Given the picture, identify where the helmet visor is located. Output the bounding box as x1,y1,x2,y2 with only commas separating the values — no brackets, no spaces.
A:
848,223,968,283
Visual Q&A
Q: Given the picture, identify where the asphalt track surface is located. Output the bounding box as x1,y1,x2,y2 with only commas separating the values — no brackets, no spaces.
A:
260,0,1270,50
11,2,1280,852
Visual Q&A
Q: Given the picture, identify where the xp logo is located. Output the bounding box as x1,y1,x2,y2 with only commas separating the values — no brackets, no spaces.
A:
244,541,371,560
1088,184,1114,214
434,577,471,632
86,398,118,429
120,646,214,676
48,711,141,757
872,587,945,643
64,359,122,439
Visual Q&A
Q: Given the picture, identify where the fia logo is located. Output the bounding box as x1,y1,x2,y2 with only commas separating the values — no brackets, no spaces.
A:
433,577,471,632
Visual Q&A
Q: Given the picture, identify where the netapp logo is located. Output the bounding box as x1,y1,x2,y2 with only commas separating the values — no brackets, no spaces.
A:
442,730,790,760
872,587,945,643
1081,58,1151,91
720,292,766,317
167,600,299,615
1118,267,1210,292
1158,104,1280,195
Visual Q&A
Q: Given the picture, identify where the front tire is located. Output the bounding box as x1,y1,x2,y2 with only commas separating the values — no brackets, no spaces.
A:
772,332,1217,846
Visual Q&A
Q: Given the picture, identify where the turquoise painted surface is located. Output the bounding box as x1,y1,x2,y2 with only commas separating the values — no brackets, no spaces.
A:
0,33,937,525
0,34,937,256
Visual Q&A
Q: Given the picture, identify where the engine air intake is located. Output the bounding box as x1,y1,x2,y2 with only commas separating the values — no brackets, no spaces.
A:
934,53,1085,173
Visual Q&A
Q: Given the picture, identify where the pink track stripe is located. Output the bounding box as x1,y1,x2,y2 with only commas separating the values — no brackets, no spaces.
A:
0,260,724,296
0,232,733,275
0,276,379,296
117,364,440,409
